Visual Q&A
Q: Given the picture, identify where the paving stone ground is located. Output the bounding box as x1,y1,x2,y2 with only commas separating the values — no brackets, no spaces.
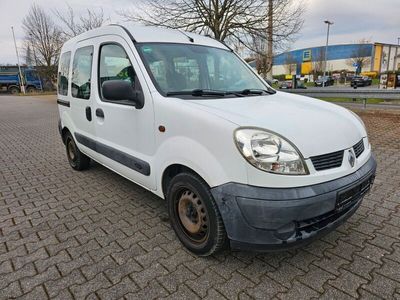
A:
0,95,399,299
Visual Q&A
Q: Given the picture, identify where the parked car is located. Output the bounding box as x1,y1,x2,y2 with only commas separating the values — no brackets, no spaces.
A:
351,76,372,87
279,80,293,89
314,76,334,87
57,24,376,256
279,80,307,89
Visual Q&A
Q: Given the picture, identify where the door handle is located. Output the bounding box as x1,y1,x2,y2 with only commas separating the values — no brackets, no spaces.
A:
85,107,92,121
95,108,104,118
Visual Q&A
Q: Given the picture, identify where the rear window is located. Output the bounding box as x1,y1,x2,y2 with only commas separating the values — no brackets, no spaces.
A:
58,52,71,96
71,46,93,99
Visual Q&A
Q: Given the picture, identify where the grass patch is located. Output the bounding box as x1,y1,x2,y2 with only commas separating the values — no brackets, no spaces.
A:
372,78,380,85
319,97,384,104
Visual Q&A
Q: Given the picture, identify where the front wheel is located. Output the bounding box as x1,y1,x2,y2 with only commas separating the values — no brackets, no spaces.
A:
65,132,90,171
166,172,228,256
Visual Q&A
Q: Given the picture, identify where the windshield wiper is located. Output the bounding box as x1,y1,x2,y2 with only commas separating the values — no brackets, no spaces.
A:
234,88,276,95
166,89,244,97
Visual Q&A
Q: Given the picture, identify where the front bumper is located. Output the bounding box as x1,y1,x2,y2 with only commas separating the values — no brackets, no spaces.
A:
211,154,377,251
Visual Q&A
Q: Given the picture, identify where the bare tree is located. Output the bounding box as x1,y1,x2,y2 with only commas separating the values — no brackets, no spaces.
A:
25,44,34,66
346,39,372,74
22,4,63,84
120,0,305,76
54,4,107,39
312,48,325,75
283,52,296,75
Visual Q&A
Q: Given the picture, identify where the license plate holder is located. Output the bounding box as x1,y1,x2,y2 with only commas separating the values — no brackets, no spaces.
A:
336,176,373,211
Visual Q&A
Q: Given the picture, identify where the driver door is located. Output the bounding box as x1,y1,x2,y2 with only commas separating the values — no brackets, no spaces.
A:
91,35,156,190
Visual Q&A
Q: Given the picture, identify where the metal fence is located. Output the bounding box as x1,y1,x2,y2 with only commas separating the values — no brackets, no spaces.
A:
283,89,400,108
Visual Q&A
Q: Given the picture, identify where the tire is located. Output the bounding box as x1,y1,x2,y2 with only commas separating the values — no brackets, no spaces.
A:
26,87,36,93
166,172,228,256
64,132,90,171
9,86,19,94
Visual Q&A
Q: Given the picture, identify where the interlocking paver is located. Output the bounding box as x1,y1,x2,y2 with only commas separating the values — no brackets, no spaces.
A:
277,280,320,299
328,269,368,298
362,272,400,299
296,264,335,293
342,254,379,280
44,269,86,298
0,95,399,299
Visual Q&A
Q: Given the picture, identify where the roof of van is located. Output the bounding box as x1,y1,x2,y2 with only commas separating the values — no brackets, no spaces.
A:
61,23,229,51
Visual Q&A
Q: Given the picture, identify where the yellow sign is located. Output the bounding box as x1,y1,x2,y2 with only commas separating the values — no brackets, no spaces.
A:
301,62,312,74
373,45,382,72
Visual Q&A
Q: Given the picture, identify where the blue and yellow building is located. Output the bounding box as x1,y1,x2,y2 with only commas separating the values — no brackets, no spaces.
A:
272,43,400,76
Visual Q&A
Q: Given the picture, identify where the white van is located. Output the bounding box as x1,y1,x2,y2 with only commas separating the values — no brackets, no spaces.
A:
57,24,376,256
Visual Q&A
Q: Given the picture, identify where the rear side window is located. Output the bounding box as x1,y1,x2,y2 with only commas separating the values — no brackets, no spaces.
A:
71,46,93,99
58,52,71,96
98,43,136,100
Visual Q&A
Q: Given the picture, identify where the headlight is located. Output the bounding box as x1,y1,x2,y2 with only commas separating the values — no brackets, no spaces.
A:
234,128,308,175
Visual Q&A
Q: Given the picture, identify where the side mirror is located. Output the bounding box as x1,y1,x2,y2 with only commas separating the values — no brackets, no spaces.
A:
101,80,144,109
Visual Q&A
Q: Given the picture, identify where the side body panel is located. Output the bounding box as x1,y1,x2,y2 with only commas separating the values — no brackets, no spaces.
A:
151,95,248,198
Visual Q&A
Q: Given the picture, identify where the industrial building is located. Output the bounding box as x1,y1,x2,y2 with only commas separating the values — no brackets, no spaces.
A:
272,42,400,76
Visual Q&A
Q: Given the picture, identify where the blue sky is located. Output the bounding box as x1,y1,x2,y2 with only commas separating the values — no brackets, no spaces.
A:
0,0,398,64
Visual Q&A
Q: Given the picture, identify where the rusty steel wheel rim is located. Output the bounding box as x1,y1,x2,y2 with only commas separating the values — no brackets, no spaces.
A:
67,139,76,161
177,189,209,243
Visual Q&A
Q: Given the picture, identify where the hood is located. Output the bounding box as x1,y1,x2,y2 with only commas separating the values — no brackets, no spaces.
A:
187,91,366,158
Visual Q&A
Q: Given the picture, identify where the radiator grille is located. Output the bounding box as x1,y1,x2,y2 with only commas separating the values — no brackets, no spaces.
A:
353,139,365,158
310,150,344,171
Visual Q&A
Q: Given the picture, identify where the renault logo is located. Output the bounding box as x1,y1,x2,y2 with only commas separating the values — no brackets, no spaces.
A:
348,150,356,167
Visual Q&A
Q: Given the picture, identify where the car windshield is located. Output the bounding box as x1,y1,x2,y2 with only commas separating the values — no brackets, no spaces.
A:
137,43,269,97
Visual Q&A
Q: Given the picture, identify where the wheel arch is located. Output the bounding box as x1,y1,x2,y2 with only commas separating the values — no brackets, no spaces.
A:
161,164,207,198
61,126,71,144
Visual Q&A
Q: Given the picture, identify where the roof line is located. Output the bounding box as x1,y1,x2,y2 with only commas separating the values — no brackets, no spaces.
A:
109,24,137,43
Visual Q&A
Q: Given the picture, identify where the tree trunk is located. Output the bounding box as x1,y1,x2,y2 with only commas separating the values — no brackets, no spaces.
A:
266,0,273,80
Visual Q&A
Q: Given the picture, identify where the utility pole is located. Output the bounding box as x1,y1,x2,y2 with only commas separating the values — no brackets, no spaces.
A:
322,20,333,87
11,26,26,94
266,0,273,80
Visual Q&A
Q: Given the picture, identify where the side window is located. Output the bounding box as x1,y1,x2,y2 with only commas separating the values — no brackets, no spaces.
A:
99,44,136,100
58,52,71,96
71,46,93,99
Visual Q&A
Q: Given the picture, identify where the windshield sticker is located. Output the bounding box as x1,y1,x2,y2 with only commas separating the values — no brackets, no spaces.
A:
142,46,152,53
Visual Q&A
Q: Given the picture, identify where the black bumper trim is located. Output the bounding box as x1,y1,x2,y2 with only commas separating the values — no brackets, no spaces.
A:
211,154,377,251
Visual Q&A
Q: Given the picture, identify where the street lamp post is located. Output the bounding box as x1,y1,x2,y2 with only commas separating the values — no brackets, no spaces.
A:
11,26,26,94
322,20,333,87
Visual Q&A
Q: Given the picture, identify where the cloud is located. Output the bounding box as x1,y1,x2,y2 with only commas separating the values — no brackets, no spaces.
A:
291,0,399,50
0,0,399,63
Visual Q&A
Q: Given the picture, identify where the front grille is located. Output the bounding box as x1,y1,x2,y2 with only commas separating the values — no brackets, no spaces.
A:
353,139,365,158
310,150,344,171
296,174,374,235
